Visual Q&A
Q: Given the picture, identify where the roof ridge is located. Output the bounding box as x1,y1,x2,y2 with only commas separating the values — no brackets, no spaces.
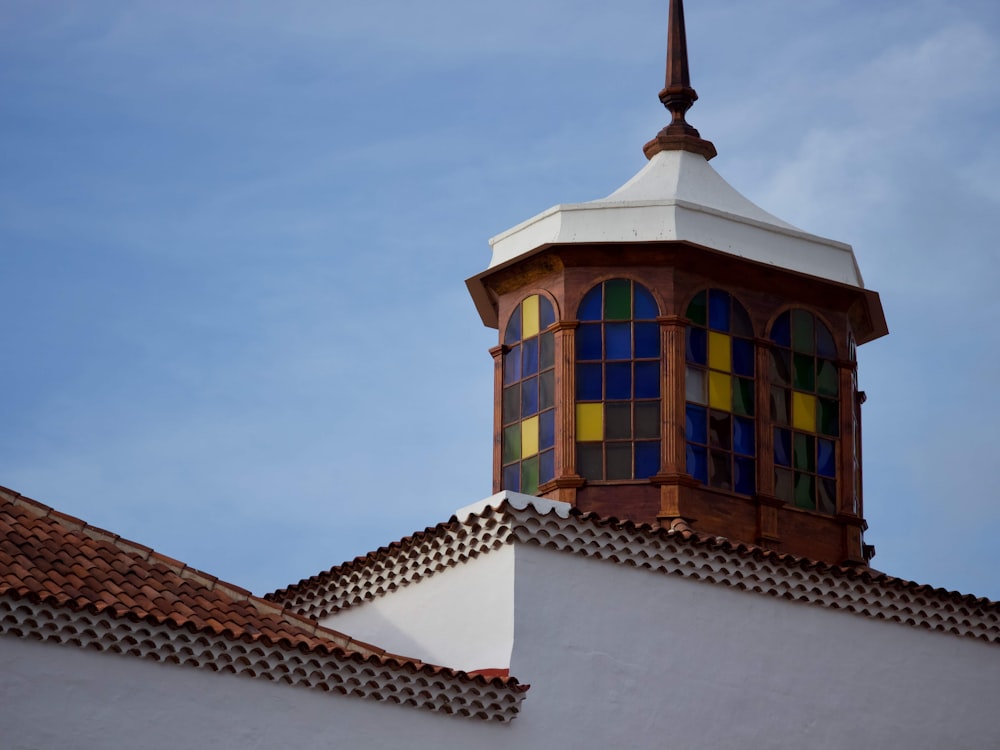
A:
268,497,1000,644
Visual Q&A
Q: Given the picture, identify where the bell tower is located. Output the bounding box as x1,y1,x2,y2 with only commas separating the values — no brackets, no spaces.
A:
466,0,887,566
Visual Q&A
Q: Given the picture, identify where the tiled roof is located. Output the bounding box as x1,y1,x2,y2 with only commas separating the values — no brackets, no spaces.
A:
268,492,1000,645
0,486,527,721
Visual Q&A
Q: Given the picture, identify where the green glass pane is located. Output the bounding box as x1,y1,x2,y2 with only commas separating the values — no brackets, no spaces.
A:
791,309,814,354
539,370,555,410
578,444,603,480
732,377,754,417
539,331,555,370
606,403,632,440
502,424,521,464
731,302,753,337
775,468,794,504
819,398,839,436
770,387,790,425
817,359,838,396
503,385,520,425
794,433,815,472
604,279,631,320
635,401,660,439
607,443,632,480
794,472,816,510
770,349,791,386
686,291,707,326
793,353,815,391
521,456,540,495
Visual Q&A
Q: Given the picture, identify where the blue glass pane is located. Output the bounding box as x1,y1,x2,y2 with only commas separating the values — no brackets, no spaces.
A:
732,338,754,376
634,284,659,319
686,445,708,484
686,404,707,445
771,312,791,347
733,416,755,456
578,286,603,321
635,441,660,479
774,428,792,466
504,306,522,345
708,289,731,332
605,362,632,400
539,450,555,485
734,456,755,495
816,320,836,358
818,438,836,477
522,337,539,377
521,376,539,416
539,297,555,330
576,324,602,361
539,410,556,450
605,323,632,360
686,327,707,365
576,363,603,401
502,464,520,492
634,322,660,359
635,361,660,398
503,345,521,384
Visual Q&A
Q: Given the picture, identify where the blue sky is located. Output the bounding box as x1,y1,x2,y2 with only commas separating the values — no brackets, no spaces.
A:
2,0,999,600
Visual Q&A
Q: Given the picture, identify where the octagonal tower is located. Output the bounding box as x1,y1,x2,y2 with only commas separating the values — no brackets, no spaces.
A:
466,0,886,566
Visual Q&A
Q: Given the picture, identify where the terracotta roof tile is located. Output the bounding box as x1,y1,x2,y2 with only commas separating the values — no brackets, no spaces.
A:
0,485,527,720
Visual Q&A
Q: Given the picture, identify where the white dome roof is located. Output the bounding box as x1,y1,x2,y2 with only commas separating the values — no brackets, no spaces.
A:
486,149,865,289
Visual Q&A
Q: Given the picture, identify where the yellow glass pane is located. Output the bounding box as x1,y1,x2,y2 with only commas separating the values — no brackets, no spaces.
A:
793,392,817,432
708,372,732,411
576,403,603,442
522,295,540,338
521,415,539,458
708,331,732,372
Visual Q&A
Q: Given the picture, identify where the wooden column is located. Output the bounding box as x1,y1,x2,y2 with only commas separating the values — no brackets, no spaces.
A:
490,344,505,494
540,321,584,503
837,359,866,564
653,315,698,524
754,338,781,546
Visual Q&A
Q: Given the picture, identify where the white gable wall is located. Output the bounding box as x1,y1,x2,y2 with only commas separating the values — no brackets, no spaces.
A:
320,543,515,672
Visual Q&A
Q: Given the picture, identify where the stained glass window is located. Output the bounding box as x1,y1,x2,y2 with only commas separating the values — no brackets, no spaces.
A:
575,279,661,481
770,309,839,513
502,294,557,494
684,289,756,495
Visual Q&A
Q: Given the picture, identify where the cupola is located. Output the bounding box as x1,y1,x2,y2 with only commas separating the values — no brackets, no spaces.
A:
466,0,887,566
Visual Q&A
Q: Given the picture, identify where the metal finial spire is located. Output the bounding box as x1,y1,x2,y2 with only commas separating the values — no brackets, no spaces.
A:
643,0,717,160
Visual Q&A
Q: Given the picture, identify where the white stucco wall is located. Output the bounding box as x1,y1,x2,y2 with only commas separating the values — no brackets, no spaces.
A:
4,545,998,749
508,544,1000,750
0,637,513,750
320,543,515,672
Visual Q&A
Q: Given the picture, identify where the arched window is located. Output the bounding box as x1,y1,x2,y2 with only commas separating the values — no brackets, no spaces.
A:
684,289,756,495
769,309,839,513
502,294,557,494
575,279,661,481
